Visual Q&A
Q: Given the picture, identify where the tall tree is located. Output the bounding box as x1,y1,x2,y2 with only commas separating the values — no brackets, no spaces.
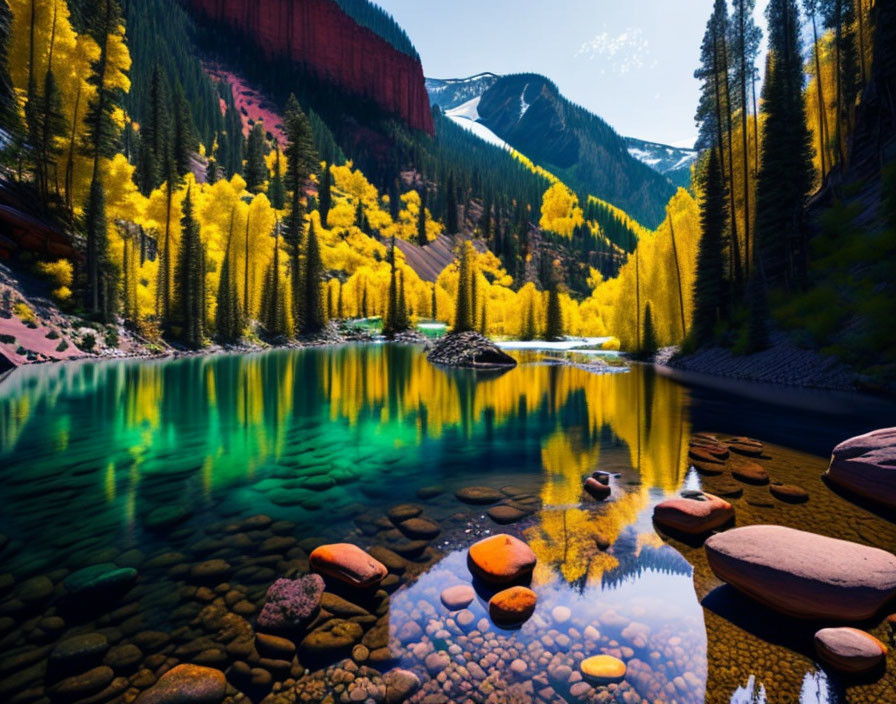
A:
544,275,564,341
215,206,242,342
174,186,205,347
136,65,171,195
282,94,318,328
641,303,658,358
171,81,195,179
692,149,730,341
0,0,18,134
755,0,814,288
384,236,401,337
244,122,267,193
260,222,289,337
417,187,428,246
81,0,124,316
268,142,286,210
453,242,475,333
804,0,831,180
300,220,326,335
318,162,332,226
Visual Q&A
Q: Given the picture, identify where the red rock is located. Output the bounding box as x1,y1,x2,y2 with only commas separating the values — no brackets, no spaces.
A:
467,534,536,585
769,484,809,503
186,0,433,135
134,664,226,703
826,427,896,510
727,437,764,456
653,493,734,535
689,446,728,464
489,586,537,625
814,628,887,674
732,462,770,485
310,544,387,588
584,478,610,500
705,525,896,620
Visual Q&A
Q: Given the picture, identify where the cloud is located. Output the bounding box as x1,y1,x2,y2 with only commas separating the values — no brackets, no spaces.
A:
575,27,651,75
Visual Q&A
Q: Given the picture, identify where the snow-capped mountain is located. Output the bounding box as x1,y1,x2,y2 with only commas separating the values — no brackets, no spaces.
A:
425,73,501,112
624,137,698,189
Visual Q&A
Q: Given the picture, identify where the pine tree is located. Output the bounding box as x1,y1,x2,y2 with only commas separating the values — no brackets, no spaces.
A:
521,295,536,341
300,220,326,335
479,299,488,336
0,0,18,135
641,303,658,358
692,148,730,341
268,143,286,210
445,172,458,234
283,94,319,328
544,277,564,341
81,0,124,316
804,0,831,180
755,0,814,288
318,162,332,226
260,223,290,337
206,158,219,185
244,122,267,193
136,65,171,195
215,207,242,343
384,237,400,337
417,188,428,246
396,271,409,332
175,186,205,348
171,82,195,178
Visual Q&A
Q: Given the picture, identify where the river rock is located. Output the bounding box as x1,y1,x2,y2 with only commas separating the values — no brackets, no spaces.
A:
814,627,887,674
440,584,475,610
189,560,230,583
487,505,529,524
397,517,440,540
705,525,896,620
826,427,896,509
49,633,109,676
387,505,422,523
384,668,421,704
467,534,537,585
300,619,363,655
769,484,809,503
49,666,115,699
584,478,611,500
63,563,137,602
455,486,503,505
727,437,764,456
134,664,226,703
489,586,537,625
732,462,770,485
310,544,387,588
427,331,517,368
653,492,734,535
257,575,324,630
580,655,626,684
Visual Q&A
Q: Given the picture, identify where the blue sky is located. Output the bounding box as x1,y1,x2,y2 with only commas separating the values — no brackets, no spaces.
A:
375,0,769,147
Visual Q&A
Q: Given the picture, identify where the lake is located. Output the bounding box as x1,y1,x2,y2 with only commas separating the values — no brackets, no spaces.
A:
1,343,894,704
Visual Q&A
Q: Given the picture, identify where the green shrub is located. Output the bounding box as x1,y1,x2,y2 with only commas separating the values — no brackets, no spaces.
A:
0,334,15,344
56,339,69,352
78,333,96,352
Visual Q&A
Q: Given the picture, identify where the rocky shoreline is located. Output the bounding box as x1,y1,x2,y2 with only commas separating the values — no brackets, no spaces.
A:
427,332,517,369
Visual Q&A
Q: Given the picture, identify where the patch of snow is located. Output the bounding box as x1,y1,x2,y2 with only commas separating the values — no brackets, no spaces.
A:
445,97,510,150
446,96,482,122
671,152,698,170
627,147,662,166
519,83,530,120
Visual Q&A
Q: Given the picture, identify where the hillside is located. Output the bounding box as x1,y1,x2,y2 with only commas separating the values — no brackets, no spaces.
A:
427,73,677,228
625,137,697,189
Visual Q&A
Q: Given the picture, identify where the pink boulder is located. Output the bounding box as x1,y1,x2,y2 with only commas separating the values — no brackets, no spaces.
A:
310,544,387,588
826,427,896,510
705,525,896,620
814,627,887,674
653,492,734,535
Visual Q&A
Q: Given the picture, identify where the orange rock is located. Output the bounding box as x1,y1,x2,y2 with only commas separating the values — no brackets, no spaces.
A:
134,664,226,703
310,543,387,588
467,534,536,585
489,586,537,625
580,655,626,684
732,462,770,485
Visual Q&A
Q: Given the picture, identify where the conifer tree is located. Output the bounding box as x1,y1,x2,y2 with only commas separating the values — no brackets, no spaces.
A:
755,0,814,288
0,0,17,135
215,206,242,342
268,142,286,210
746,273,771,351
337,282,344,320
453,243,475,333
384,236,400,337
318,163,332,226
260,223,290,337
244,122,267,193
521,296,536,341
136,65,171,195
171,82,196,178
417,188,428,246
81,0,124,316
431,285,437,321
283,94,318,328
206,158,219,185
641,303,658,358
175,186,205,348
479,299,488,336
300,220,326,335
397,270,409,332
692,149,730,341
804,0,830,180
445,173,458,234
544,277,564,341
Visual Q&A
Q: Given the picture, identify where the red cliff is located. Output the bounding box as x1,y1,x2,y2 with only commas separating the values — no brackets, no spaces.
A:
187,0,434,135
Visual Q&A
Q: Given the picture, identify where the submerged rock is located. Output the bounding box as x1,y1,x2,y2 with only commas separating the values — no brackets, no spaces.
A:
769,483,809,503
383,668,421,704
133,664,226,704
705,525,896,620
310,543,388,588
256,575,324,630
427,331,517,369
814,627,887,674
826,427,896,509
440,585,475,610
63,563,137,602
489,586,537,625
732,462,770,485
455,486,503,505
467,534,536,585
580,655,626,684
584,477,611,501
653,492,734,535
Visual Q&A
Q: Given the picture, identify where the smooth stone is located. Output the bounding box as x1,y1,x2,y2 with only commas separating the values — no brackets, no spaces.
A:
387,505,422,523
255,633,296,659
64,564,137,599
440,585,475,610
455,486,503,505
134,664,226,703
814,627,887,674
769,484,809,503
552,606,571,624
653,493,734,535
189,560,231,583
580,655,626,684
584,478,610,500
320,591,371,617
310,543,387,588
489,586,537,625
416,486,445,500
826,427,896,509
467,534,537,585
732,462,770,485
50,666,115,698
103,643,142,670
384,668,421,704
300,619,363,654
424,651,450,675
727,437,764,456
705,525,896,620
487,505,529,524
49,633,109,671
397,517,440,540
688,447,727,465
366,546,406,574
17,575,53,603
703,478,744,498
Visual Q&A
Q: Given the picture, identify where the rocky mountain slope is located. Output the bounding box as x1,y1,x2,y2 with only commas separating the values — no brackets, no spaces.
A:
186,0,433,134
426,72,676,227
624,137,697,189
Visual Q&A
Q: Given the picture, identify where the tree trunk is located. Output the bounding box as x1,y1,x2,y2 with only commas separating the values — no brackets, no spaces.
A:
668,213,687,340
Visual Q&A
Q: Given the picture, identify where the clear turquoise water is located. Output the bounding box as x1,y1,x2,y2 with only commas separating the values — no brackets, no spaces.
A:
1,344,894,703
